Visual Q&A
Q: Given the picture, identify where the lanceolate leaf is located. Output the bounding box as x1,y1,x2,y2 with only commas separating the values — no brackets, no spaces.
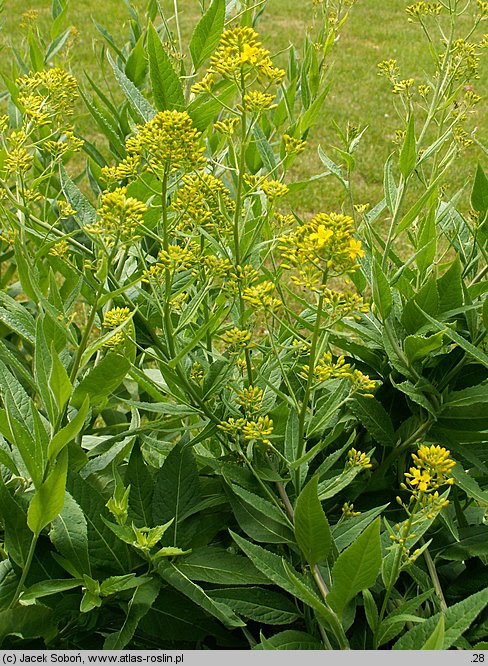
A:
27,448,68,535
189,0,225,70
294,476,332,566
152,438,201,546
157,560,245,628
104,579,160,649
50,491,91,577
147,23,184,111
394,587,488,649
327,517,381,616
107,52,156,123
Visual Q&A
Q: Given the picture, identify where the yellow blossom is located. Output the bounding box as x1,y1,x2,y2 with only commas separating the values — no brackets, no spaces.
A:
345,448,373,470
242,415,273,445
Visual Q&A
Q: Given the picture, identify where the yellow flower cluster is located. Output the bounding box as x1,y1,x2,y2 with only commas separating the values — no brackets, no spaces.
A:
449,39,481,80
207,27,285,84
103,111,205,182
102,307,132,349
235,386,264,416
214,117,240,135
322,289,369,319
144,243,199,281
218,414,274,445
404,445,456,494
300,352,376,395
405,2,442,17
87,187,147,245
392,78,415,95
345,448,373,470
48,239,70,259
377,59,400,83
17,68,79,131
242,280,281,312
283,134,307,154
221,327,253,353
279,212,364,289
342,502,361,518
241,91,277,112
477,0,488,16
172,172,234,233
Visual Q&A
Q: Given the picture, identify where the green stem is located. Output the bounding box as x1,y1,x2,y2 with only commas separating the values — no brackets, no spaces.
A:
422,539,447,612
295,282,326,489
8,532,38,609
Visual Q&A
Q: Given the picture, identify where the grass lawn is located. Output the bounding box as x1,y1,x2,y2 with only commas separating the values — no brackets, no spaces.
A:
1,0,486,214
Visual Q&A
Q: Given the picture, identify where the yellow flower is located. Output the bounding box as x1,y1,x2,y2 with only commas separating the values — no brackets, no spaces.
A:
242,91,277,112
260,179,289,200
242,281,281,311
242,416,273,444
236,386,264,415
102,307,132,350
103,307,131,329
124,111,205,176
209,27,285,84
88,187,146,245
348,238,365,260
283,134,307,154
309,224,333,249
172,172,234,233
221,327,253,352
345,448,372,470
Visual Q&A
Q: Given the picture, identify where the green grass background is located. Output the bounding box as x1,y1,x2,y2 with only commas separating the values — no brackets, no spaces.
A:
2,0,486,214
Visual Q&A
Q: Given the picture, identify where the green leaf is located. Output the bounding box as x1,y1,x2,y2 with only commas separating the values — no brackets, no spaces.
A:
227,484,293,544
0,292,35,344
71,352,131,409
363,589,379,632
157,560,245,628
152,438,201,546
189,0,225,69
421,613,445,649
451,465,488,504
68,474,131,575
399,114,416,177
402,276,439,334
372,259,392,319
209,587,299,625
21,578,83,602
230,531,318,605
108,52,156,123
50,490,91,577
332,504,389,552
349,395,395,446
124,32,148,87
127,444,154,527
0,476,31,567
254,630,323,650
0,604,53,644
416,305,488,369
49,343,72,412
294,476,332,566
471,163,488,215
0,560,18,611
48,398,89,462
60,165,97,228
384,153,397,214
176,547,270,586
404,330,445,364
437,263,468,324
27,448,68,535
394,588,488,650
327,517,381,616
104,579,160,649
147,23,184,111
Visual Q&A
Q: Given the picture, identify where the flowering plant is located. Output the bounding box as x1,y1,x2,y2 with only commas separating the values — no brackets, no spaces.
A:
0,0,486,651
